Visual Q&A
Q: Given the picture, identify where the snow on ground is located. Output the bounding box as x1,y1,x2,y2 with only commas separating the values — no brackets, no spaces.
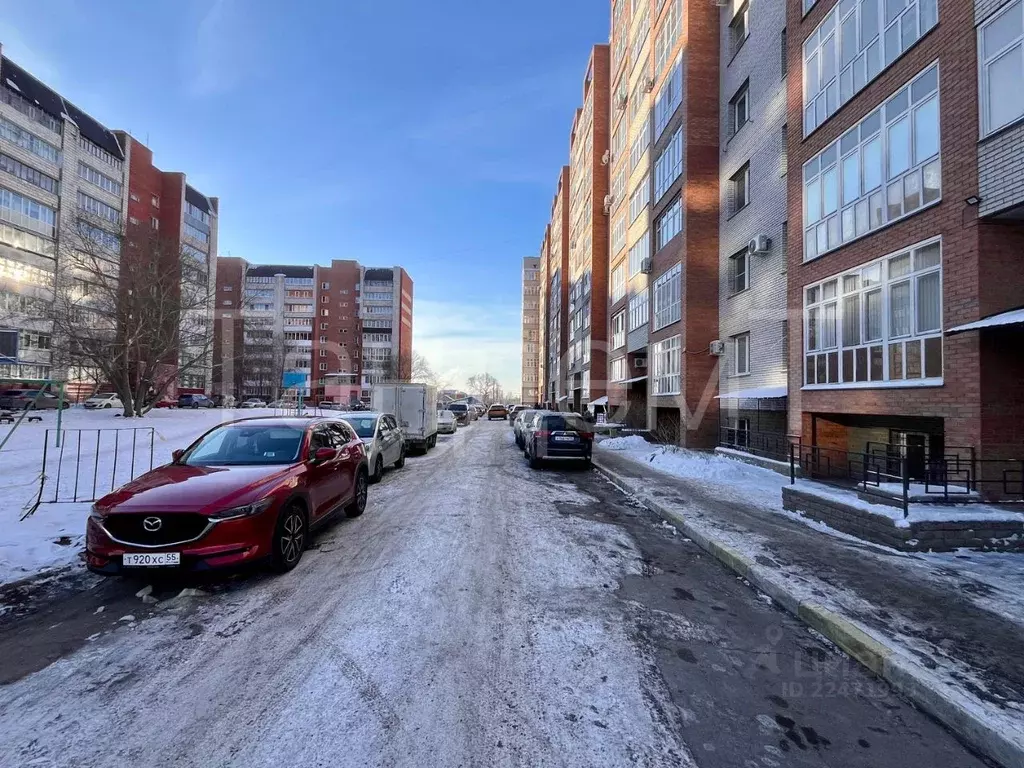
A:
0,407,284,586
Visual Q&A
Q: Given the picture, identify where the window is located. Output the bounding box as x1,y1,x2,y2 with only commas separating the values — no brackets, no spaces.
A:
612,311,627,348
629,115,650,171
781,28,788,77
655,196,682,249
780,124,788,176
321,309,329,317
653,263,682,330
612,215,627,254
611,117,627,164
150,217,159,230
654,57,683,138
652,335,681,394
803,238,942,387
979,0,1024,137
152,196,160,208
629,290,650,330
730,163,750,214
733,333,751,375
0,117,60,164
0,187,57,237
655,1,682,73
631,2,651,65
185,201,210,224
78,136,123,170
184,222,209,243
611,356,629,382
729,81,750,137
629,174,650,222
130,193,140,202
612,263,626,302
803,63,939,261
0,84,61,133
319,362,328,371
77,191,121,224
320,322,328,330
628,230,650,276
730,3,749,57
802,0,938,136
730,250,748,293
0,154,58,194
654,127,683,201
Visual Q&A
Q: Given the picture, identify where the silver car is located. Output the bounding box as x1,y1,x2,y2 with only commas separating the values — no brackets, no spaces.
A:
337,411,405,483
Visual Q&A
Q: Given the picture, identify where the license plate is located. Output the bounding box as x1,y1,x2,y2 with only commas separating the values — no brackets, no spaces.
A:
554,435,575,442
123,552,180,567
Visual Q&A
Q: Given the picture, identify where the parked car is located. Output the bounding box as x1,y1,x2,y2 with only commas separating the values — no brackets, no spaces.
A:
240,398,267,408
447,402,472,426
318,401,340,410
469,404,483,420
87,417,369,576
0,389,68,410
512,409,541,449
508,404,526,422
84,393,123,410
212,394,236,408
487,403,508,420
524,412,594,469
151,399,177,409
437,410,457,434
179,393,215,409
336,411,405,483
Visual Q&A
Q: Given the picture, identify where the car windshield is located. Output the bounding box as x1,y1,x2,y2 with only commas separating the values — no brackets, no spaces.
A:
439,411,454,419
341,416,378,439
184,424,305,466
448,404,467,412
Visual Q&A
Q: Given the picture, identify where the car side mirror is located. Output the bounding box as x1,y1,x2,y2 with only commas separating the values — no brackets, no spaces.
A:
312,447,338,463
172,449,185,463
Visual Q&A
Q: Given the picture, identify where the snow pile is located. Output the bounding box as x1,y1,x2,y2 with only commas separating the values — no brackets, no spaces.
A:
599,435,652,451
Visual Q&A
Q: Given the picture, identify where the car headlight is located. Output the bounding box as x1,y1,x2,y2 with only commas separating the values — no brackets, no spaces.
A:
209,498,274,521
89,503,105,520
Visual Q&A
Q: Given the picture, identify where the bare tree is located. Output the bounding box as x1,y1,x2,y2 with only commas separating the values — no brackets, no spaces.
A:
50,216,214,417
411,351,447,389
466,372,506,405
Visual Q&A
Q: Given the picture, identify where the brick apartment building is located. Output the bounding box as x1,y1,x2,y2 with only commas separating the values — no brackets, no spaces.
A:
214,258,412,405
521,256,541,403
786,0,1024,476
542,167,570,405
114,133,218,398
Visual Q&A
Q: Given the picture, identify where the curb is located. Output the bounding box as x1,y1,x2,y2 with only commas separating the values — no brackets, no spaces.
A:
595,456,1023,768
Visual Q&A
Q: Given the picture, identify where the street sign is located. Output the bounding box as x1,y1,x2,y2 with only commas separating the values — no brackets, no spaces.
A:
282,370,306,389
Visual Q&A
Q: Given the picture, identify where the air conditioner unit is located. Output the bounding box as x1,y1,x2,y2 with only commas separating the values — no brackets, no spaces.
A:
747,235,773,255
634,357,648,369
603,194,614,214
640,257,652,274
644,78,655,93
601,149,610,166
709,340,726,356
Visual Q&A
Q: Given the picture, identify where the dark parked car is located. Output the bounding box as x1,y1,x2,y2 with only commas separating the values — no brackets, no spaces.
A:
447,402,472,426
524,412,594,469
87,417,369,575
179,393,215,409
0,389,68,410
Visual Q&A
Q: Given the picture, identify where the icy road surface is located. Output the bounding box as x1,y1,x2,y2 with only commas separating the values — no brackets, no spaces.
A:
0,422,988,767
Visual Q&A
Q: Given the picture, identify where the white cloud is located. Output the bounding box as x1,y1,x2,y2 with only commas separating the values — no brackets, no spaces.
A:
412,299,522,395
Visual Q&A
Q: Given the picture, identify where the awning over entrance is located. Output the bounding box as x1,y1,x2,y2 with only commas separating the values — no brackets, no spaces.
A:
621,375,648,384
557,395,569,402
946,307,1024,335
715,384,788,400
590,396,608,406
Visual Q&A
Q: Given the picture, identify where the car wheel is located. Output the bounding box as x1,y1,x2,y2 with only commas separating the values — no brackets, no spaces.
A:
270,503,307,573
371,455,384,484
528,447,542,470
104,403,112,409
345,469,368,518
394,447,405,469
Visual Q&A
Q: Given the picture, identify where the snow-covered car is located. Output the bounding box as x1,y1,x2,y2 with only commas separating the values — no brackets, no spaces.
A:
240,398,267,408
0,389,69,410
513,409,541,449
437,410,457,434
336,411,405,483
84,393,123,409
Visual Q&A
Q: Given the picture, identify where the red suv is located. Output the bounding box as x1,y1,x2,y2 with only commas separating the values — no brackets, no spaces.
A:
86,417,368,576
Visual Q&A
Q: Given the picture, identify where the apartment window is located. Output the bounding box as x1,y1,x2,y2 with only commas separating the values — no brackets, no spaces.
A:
150,217,159,230
609,357,627,383
780,124,788,176
631,3,651,65
654,127,683,201
130,193,140,202
729,81,750,138
979,0,1024,137
733,333,751,375
611,263,627,302
730,250,749,294
729,163,750,214
612,215,627,254
628,230,650,276
320,322,328,330
0,187,57,237
319,362,328,371
321,295,329,303
185,201,210,224
654,0,682,73
653,263,682,330
629,290,650,330
781,28,788,77
655,196,682,250
321,309,329,317
654,57,683,138
611,115,628,163
0,154,57,195
803,63,939,261
319,349,326,357
629,174,650,222
651,335,681,395
730,3,749,57
0,117,60,164
151,196,160,208
77,191,121,225
802,0,938,136
128,216,140,226
804,238,942,387
612,311,627,348
629,115,650,171
78,136,123,171
184,222,209,244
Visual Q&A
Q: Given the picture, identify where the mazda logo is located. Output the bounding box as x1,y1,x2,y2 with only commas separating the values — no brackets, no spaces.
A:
142,516,162,532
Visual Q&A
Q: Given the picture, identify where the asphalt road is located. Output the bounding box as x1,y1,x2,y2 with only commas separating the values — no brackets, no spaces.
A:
0,421,992,767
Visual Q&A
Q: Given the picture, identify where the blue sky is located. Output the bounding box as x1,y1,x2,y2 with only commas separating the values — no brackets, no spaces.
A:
0,0,609,393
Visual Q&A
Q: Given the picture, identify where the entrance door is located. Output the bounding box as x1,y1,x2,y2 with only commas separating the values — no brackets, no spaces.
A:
891,430,928,480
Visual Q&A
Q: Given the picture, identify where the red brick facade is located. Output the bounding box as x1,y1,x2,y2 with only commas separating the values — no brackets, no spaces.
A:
313,260,362,404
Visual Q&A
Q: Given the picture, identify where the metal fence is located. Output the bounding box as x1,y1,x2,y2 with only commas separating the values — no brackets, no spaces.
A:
718,427,790,462
25,427,156,518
